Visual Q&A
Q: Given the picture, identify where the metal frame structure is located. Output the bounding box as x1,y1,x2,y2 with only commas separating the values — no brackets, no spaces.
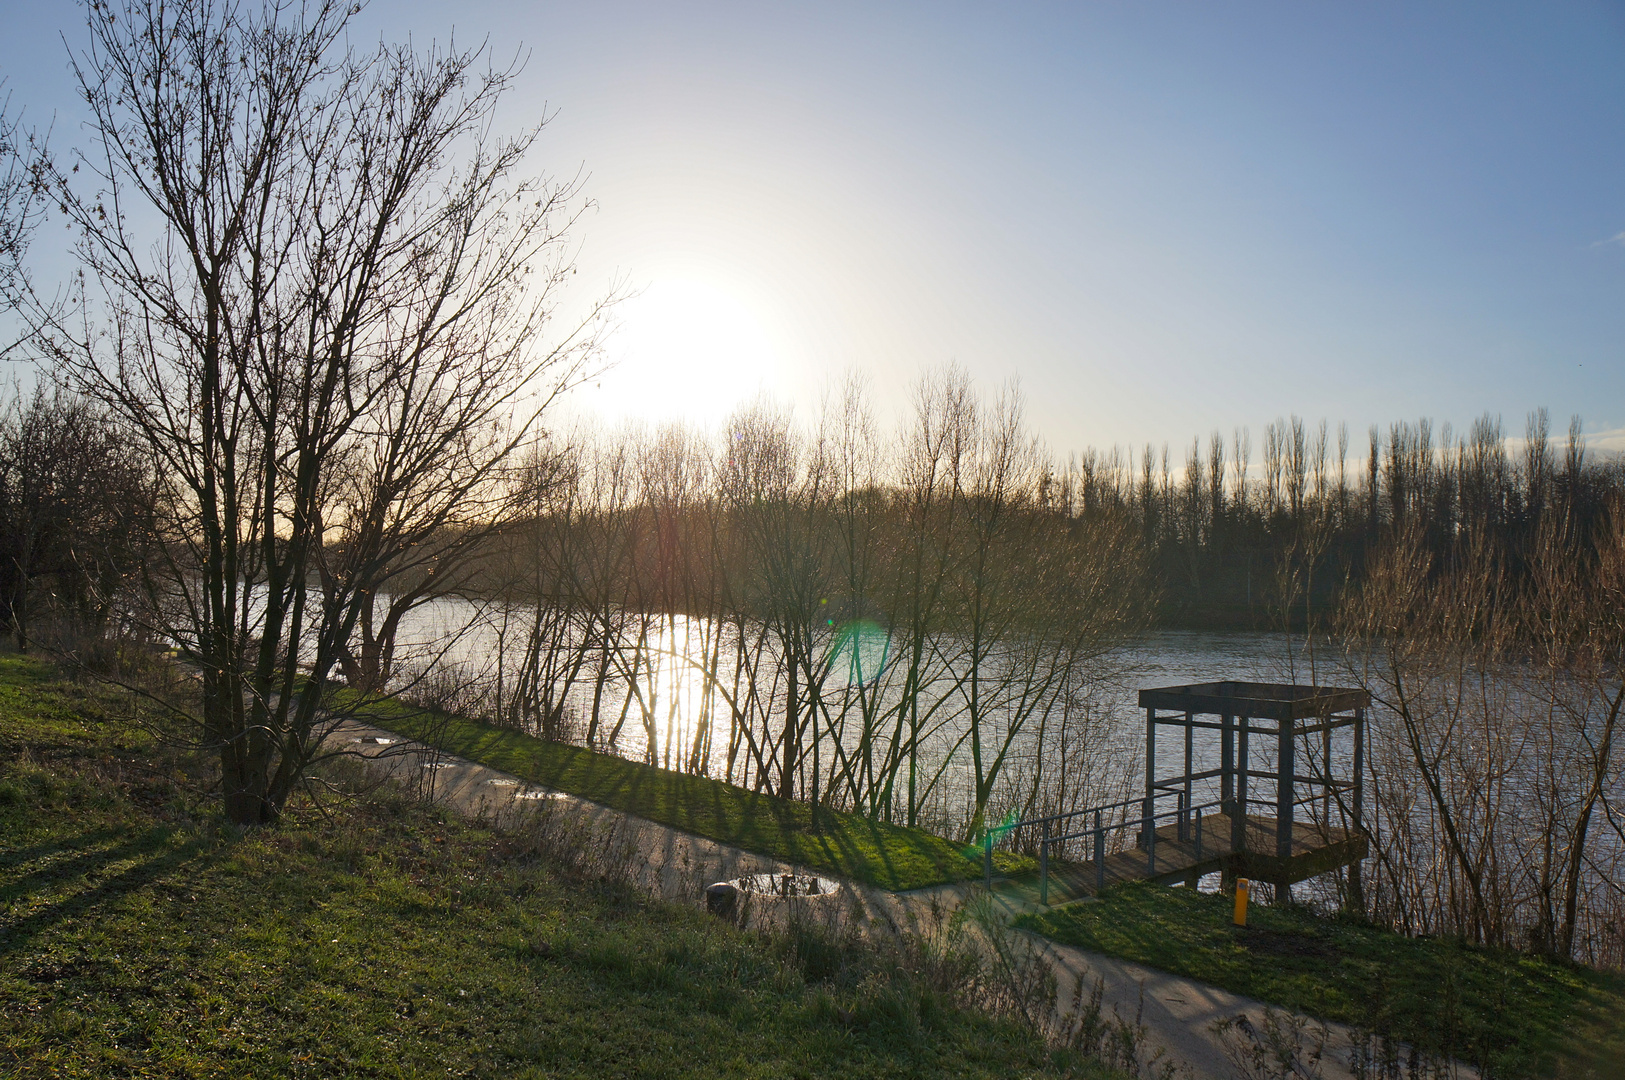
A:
1017,680,1372,906
1137,680,1369,901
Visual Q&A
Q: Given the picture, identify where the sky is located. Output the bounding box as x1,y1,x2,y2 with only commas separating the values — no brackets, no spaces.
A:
3,1,1623,460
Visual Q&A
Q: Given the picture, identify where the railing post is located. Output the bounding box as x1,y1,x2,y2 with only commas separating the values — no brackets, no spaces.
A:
1234,716,1250,856
1195,808,1203,863
1040,819,1050,906
1094,810,1105,893
1146,797,1156,875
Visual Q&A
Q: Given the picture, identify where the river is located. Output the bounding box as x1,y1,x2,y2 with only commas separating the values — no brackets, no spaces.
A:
382,596,1351,826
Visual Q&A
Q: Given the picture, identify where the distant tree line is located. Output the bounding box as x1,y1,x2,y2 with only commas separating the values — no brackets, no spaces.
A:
0,384,154,657
1075,409,1622,628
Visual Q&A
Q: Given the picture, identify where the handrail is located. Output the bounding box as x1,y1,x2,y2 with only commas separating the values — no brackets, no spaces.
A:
1031,791,1226,905
1045,798,1223,846
1015,791,1175,829
1239,791,1344,813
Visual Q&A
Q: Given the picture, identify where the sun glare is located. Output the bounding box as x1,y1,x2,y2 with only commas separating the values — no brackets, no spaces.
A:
591,277,788,429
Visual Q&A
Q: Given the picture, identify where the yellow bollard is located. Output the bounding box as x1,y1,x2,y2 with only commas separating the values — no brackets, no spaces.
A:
1233,878,1250,927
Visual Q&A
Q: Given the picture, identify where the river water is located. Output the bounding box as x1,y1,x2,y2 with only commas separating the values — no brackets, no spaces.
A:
383,597,1352,826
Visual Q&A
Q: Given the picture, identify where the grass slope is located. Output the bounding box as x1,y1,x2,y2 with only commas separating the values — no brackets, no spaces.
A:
1017,881,1625,1078
367,703,1031,892
1,656,1101,1079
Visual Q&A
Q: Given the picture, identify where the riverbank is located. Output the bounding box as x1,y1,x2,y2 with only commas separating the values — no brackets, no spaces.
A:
0,656,1111,1079
1020,882,1625,1077
380,689,1623,1079
359,695,1034,891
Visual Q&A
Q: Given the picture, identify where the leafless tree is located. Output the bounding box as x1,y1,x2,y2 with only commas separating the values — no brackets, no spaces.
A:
1520,510,1625,959
1338,505,1625,962
878,367,976,825
720,398,830,800
31,0,610,824
0,81,47,341
0,380,154,653
1340,524,1518,944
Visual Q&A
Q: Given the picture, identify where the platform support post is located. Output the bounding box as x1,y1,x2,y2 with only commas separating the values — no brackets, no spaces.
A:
1182,713,1194,842
1277,717,1295,861
1351,705,1367,913
1143,707,1156,852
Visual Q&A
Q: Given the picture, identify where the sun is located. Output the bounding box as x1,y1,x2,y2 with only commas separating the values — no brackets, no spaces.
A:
591,276,788,429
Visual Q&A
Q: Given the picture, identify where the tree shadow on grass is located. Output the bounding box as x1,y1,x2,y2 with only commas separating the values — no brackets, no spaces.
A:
0,832,205,961
0,826,133,873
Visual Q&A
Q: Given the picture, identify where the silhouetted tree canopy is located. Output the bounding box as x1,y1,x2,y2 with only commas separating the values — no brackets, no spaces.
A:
28,0,610,825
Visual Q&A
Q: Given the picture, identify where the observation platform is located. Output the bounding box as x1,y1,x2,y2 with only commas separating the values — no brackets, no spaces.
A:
1004,678,1372,908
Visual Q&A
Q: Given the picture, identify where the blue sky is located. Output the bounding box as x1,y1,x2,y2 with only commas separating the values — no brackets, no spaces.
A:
4,1,1623,456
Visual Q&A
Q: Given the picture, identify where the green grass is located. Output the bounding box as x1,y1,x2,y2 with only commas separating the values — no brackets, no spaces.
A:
363,701,1032,892
1016,880,1625,1078
2,655,1108,1079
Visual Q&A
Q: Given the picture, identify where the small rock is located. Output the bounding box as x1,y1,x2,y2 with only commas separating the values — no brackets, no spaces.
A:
705,882,739,919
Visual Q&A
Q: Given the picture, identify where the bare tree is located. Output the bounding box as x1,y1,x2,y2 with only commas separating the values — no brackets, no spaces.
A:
33,0,609,825
721,399,830,800
0,80,47,338
1521,509,1625,959
0,380,154,652
877,367,975,825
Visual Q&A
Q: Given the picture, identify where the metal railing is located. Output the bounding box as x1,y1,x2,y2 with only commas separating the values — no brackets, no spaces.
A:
984,779,1363,907
1006,790,1226,905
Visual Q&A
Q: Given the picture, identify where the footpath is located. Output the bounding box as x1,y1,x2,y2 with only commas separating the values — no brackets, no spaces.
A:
333,715,1407,1080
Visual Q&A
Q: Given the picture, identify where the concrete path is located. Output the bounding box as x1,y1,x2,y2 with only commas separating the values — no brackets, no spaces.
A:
332,717,1460,1080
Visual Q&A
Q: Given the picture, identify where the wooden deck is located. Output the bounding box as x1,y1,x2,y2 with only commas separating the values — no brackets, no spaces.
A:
1016,813,1366,908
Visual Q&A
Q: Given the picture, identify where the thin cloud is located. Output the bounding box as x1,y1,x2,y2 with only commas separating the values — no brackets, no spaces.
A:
1591,230,1625,248
1584,426,1625,458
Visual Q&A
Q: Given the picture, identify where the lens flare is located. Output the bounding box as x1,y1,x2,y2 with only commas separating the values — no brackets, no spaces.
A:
824,618,890,688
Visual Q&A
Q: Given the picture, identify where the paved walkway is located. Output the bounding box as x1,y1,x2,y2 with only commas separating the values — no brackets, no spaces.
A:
333,717,1455,1080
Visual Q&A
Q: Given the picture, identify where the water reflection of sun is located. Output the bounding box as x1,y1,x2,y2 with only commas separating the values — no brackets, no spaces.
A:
633,614,721,767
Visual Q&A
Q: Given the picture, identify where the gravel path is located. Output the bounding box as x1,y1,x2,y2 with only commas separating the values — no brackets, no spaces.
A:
334,716,1445,1080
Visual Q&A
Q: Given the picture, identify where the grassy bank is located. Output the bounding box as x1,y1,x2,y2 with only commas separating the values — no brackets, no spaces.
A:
365,702,1031,892
1,655,1107,1078
1017,881,1625,1078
